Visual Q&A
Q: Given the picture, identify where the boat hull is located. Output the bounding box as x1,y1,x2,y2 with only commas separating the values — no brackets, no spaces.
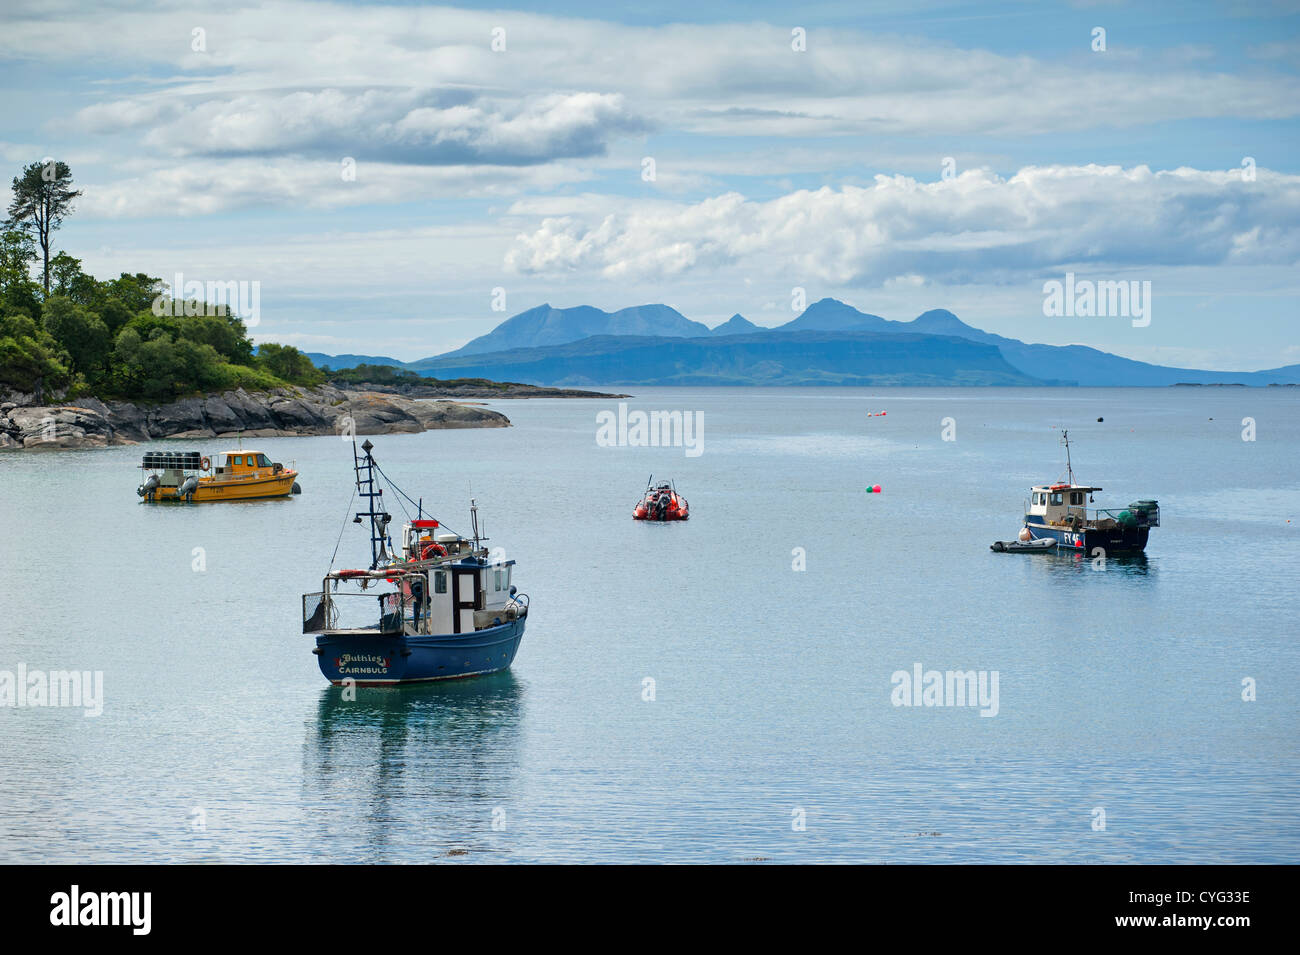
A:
632,510,688,521
314,617,526,686
1026,522,1150,554
147,473,298,502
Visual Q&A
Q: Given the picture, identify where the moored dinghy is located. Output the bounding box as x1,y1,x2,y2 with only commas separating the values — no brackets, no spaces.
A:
301,439,529,686
990,538,1057,553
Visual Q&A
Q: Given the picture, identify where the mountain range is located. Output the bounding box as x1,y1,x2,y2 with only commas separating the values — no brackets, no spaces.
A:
305,299,1300,387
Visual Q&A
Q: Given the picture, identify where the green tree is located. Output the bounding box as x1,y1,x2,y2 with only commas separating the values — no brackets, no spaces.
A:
0,228,40,316
42,294,110,378
0,311,70,395
257,342,323,385
6,160,82,296
178,313,254,365
49,251,98,306
98,297,134,335
106,272,165,315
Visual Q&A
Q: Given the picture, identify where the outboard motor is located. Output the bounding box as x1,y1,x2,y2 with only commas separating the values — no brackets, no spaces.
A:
178,474,200,502
138,473,160,500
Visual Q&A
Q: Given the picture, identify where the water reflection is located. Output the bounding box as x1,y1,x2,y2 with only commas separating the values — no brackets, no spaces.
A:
303,672,526,860
1033,550,1153,578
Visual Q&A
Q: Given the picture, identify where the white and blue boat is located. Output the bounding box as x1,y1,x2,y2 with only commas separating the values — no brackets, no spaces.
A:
302,439,528,685
996,431,1159,555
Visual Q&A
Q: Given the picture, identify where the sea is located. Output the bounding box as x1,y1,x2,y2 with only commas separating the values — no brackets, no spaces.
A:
1,386,1296,863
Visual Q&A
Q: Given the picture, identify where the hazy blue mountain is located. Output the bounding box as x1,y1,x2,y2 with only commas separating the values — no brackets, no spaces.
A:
305,298,1300,387
407,330,1052,387
709,313,760,335
774,297,892,332
906,308,992,339
776,302,1300,386
302,351,410,370
1260,363,1300,378
436,303,710,358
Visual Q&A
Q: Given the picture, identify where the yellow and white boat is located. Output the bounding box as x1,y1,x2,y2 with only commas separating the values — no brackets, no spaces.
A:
137,449,300,503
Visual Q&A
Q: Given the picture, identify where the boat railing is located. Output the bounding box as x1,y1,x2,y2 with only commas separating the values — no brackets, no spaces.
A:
303,588,412,634
1089,505,1160,527
507,593,529,618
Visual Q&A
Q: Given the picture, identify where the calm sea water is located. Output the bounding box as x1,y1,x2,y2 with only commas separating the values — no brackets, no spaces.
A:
1,387,1297,863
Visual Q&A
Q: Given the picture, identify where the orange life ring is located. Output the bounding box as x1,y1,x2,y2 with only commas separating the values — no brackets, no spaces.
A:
200,456,211,470
421,543,448,560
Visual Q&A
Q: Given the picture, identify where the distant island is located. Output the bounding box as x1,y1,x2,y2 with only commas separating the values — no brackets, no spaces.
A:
307,300,1300,388
321,363,629,399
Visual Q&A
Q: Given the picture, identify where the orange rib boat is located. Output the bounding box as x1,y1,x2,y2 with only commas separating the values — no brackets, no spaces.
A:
633,479,689,521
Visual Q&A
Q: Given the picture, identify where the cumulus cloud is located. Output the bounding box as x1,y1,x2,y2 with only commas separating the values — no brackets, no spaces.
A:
7,2,1298,143
78,156,593,217
505,165,1300,285
76,88,646,165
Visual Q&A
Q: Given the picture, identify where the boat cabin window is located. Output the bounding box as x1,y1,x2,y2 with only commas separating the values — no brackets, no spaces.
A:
433,571,447,594
1070,491,1084,505
1049,492,1064,506
256,453,271,467
494,569,503,591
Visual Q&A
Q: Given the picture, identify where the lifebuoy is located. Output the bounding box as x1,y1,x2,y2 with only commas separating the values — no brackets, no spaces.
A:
338,569,366,578
200,456,210,470
421,543,448,560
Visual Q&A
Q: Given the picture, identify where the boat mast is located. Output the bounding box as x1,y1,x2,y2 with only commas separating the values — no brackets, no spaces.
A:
1061,429,1074,485
352,438,390,570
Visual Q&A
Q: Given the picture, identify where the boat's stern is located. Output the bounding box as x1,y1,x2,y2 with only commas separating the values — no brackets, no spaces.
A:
313,618,527,685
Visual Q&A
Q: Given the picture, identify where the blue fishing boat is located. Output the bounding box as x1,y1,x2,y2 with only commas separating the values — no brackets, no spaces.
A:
302,439,529,685
997,431,1159,555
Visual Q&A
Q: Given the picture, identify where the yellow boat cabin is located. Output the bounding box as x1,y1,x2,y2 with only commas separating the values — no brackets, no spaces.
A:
137,449,301,503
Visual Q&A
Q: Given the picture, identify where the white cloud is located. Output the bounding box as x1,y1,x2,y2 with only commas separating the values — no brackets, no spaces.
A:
75,89,646,165
6,2,1297,145
505,164,1300,286
76,156,593,218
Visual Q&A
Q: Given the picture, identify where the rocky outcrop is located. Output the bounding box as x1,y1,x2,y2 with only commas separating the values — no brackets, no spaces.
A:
0,385,509,450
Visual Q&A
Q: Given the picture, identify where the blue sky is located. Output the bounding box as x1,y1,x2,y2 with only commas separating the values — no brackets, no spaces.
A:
1,0,1297,368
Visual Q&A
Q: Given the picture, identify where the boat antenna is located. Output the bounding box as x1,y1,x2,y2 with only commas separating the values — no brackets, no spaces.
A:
352,438,391,570
470,498,481,548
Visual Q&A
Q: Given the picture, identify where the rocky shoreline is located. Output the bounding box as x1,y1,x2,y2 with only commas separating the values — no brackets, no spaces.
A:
0,385,511,450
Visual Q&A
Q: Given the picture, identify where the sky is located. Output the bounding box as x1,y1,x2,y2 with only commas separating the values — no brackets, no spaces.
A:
1,0,1297,369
